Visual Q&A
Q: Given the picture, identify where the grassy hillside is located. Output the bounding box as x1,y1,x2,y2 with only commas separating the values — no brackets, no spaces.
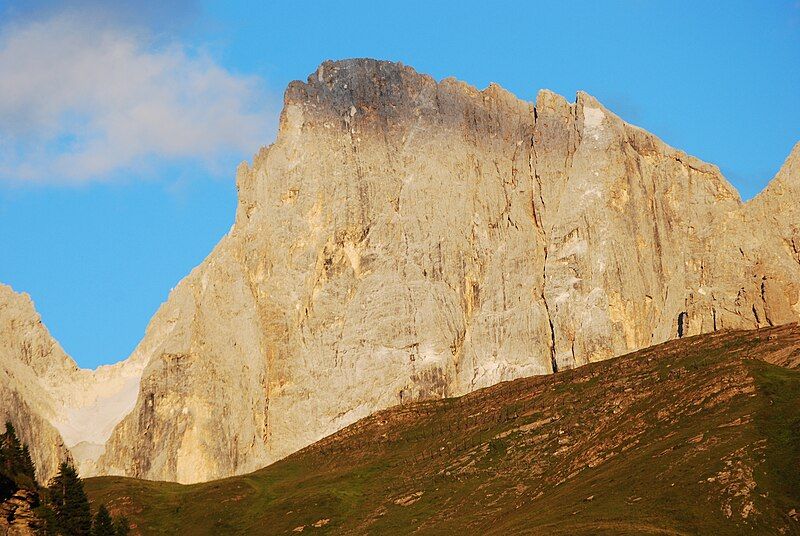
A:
85,324,800,535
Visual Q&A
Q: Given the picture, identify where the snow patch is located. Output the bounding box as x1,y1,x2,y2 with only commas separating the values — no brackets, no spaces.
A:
49,371,143,447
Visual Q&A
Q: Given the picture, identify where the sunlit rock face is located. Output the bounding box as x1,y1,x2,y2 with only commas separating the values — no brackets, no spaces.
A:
0,284,146,483
2,59,798,484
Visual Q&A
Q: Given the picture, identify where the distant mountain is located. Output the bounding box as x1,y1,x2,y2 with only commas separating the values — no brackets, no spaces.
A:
84,324,800,534
1,59,799,485
0,283,145,483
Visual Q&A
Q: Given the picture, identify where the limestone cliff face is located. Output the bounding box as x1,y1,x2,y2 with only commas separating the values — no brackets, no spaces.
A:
0,284,146,482
746,145,800,329
88,59,800,483
1,284,76,482
534,93,800,367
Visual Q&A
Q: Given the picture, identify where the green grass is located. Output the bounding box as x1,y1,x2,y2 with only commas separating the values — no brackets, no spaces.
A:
749,360,800,529
85,325,800,535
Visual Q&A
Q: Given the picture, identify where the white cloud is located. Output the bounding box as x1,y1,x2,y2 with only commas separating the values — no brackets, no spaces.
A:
0,14,277,183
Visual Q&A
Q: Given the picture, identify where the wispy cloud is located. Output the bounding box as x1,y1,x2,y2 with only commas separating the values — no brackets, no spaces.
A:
0,11,276,184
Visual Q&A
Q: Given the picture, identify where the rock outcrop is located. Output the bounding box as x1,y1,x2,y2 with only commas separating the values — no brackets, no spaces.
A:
2,59,798,484
0,489,42,535
0,284,146,483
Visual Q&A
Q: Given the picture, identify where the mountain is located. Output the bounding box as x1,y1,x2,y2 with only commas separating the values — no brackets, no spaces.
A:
1,58,798,485
0,284,148,483
84,324,800,535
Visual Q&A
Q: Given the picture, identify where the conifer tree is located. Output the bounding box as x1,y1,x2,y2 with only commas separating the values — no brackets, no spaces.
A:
91,504,115,536
0,422,19,501
49,461,92,535
0,421,37,492
1,421,23,474
2,421,19,448
20,444,36,481
112,516,131,536
0,472,15,502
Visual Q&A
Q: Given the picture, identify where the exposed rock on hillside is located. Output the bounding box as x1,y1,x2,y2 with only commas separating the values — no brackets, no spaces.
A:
0,284,146,482
0,489,42,535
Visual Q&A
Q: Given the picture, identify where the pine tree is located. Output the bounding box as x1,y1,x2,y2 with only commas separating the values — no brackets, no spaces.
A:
2,421,19,447
20,444,36,481
1,421,23,474
0,421,20,502
91,504,115,536
0,421,37,491
112,516,130,536
49,461,92,535
0,472,15,502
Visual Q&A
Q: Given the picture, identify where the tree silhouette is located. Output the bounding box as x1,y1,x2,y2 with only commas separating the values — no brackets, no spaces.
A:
1,421,36,483
91,504,115,536
49,461,92,535
19,444,36,481
112,515,131,536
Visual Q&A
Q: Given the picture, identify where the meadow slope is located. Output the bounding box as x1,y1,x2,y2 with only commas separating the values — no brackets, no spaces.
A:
86,324,800,535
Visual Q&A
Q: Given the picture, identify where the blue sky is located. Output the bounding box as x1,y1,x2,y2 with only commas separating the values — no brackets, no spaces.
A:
1,0,798,368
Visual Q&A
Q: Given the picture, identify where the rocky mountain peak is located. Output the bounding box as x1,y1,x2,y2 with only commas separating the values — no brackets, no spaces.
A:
3,59,799,485
0,284,77,378
760,141,800,194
